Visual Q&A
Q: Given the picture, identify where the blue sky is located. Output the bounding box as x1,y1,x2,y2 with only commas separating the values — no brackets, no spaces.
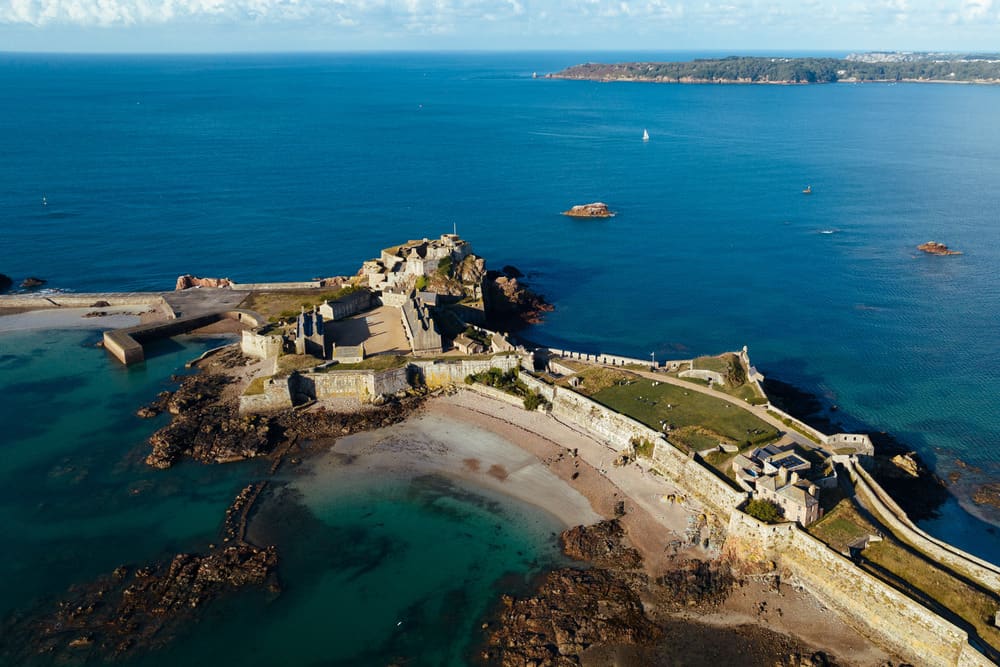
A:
1,0,998,53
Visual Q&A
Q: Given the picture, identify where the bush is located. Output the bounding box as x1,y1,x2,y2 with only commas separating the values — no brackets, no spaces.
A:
415,276,429,291
630,436,655,459
523,391,549,412
745,498,784,524
437,256,454,277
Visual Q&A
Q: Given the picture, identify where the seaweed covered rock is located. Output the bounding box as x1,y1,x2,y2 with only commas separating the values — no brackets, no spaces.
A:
560,519,643,570
482,568,660,666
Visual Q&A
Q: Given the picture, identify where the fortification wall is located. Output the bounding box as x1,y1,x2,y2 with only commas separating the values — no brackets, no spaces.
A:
241,330,283,360
826,433,875,455
847,459,1000,592
239,377,293,413
229,281,321,290
319,290,374,321
0,293,166,309
726,512,991,667
516,374,747,517
464,382,526,408
411,355,520,388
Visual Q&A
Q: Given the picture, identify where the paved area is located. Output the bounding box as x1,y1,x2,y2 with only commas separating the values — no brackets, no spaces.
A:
328,305,409,355
162,288,250,318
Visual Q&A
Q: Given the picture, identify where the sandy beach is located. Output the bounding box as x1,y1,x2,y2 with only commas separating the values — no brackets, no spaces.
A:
291,389,893,665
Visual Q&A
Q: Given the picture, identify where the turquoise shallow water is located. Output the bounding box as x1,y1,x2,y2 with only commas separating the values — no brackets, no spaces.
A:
0,328,564,666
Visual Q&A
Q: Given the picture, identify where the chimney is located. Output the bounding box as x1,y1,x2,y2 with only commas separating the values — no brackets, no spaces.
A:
790,471,800,485
809,484,819,498
778,467,789,485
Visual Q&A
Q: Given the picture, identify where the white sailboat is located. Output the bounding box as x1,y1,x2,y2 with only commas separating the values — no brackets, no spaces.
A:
642,128,650,142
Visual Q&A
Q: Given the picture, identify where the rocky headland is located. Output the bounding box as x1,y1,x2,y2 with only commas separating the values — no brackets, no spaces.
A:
138,346,427,469
0,273,11,293
483,266,554,330
917,241,962,256
562,202,614,218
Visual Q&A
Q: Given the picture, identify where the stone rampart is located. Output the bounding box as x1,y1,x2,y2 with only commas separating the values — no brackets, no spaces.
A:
726,512,992,667
0,292,167,309
239,377,294,412
319,290,374,321
411,354,521,388
464,382,526,408
241,329,283,360
847,459,1000,592
228,281,322,290
765,404,829,444
825,433,875,455
517,374,747,517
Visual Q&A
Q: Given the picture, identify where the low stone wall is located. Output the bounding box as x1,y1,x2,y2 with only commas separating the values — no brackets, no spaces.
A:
726,512,992,667
765,404,829,444
679,368,725,384
847,459,1000,593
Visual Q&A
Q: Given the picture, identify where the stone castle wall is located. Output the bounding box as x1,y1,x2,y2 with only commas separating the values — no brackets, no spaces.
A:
411,354,520,388
241,330,283,360
847,459,1000,592
726,512,992,667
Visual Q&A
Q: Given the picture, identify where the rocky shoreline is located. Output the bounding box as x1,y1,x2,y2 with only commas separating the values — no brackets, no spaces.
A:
481,519,849,667
0,484,279,664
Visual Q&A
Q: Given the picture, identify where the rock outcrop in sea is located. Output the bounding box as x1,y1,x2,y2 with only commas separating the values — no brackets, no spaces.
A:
483,266,554,330
0,273,11,293
917,241,962,255
562,202,614,218
20,277,46,288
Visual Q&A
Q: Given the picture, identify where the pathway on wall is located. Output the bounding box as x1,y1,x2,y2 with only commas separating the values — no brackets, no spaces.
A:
162,288,250,318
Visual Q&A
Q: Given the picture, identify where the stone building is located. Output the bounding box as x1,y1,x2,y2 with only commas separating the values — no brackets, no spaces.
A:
361,234,472,291
295,307,329,358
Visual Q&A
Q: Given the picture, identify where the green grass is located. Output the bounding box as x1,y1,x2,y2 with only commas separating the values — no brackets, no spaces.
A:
243,376,267,396
586,373,779,452
807,499,876,552
766,410,824,444
692,354,730,373
313,355,410,372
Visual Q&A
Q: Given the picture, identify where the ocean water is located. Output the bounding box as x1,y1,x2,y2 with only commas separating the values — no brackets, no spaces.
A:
1,51,999,638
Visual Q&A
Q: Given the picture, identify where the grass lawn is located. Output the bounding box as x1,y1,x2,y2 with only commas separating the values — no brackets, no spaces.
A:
241,286,361,322
577,369,779,452
313,354,410,372
807,499,876,552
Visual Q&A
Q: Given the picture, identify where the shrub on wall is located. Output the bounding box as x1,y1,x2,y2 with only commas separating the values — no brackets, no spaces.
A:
745,498,784,524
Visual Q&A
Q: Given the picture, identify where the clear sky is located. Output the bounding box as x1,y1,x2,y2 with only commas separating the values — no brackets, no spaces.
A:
1,0,998,53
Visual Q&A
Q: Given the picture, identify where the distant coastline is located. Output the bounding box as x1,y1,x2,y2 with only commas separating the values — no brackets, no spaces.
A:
549,52,1000,85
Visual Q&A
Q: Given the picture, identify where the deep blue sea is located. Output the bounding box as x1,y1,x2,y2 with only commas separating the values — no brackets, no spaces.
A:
1,52,999,662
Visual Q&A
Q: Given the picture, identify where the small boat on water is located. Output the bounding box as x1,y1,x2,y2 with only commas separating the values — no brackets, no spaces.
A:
802,185,812,195
642,129,650,142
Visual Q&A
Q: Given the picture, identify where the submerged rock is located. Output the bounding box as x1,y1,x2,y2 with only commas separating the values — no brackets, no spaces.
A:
2,485,279,663
20,276,46,288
